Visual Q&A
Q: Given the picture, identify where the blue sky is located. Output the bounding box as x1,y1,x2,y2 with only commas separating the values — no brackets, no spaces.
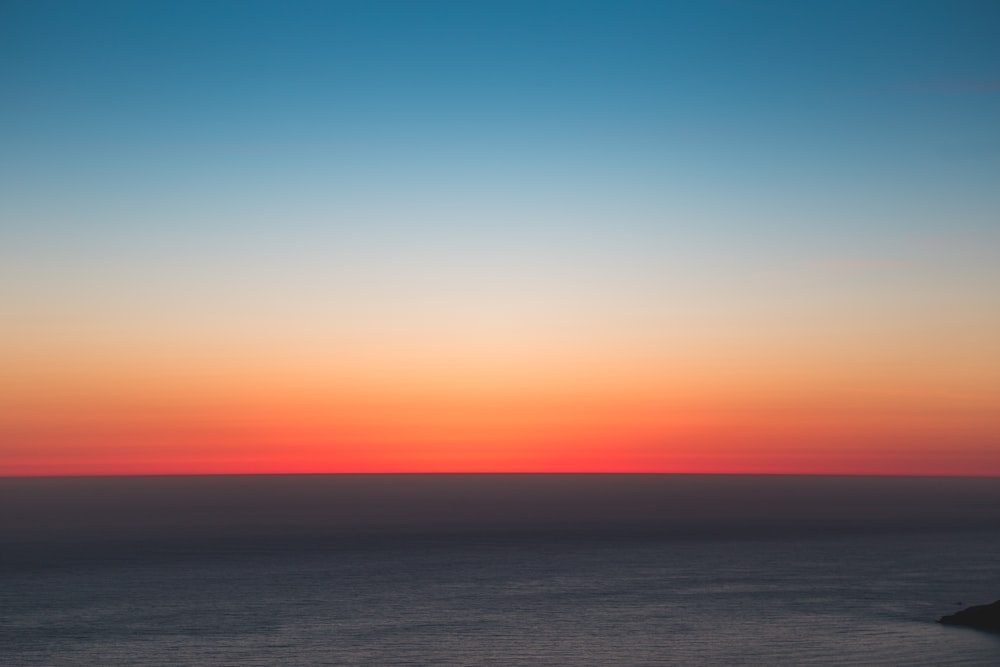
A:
5,1,998,211
4,0,998,285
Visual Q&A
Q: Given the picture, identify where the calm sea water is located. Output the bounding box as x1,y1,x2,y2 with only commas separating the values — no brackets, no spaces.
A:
2,475,999,666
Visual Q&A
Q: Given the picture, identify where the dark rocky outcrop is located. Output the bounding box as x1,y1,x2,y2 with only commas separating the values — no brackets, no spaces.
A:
939,600,1000,631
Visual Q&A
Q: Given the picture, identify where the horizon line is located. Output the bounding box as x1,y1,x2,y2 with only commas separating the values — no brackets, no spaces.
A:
4,471,1000,480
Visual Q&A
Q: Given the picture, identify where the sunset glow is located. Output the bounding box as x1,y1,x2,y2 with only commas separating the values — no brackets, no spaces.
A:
2,1,998,476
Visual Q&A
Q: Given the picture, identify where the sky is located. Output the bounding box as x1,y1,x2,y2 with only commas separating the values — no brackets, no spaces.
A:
1,0,998,476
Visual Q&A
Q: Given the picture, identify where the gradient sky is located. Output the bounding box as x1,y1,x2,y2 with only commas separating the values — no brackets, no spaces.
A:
2,0,999,476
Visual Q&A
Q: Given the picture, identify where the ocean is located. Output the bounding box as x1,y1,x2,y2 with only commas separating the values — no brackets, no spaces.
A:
2,474,999,666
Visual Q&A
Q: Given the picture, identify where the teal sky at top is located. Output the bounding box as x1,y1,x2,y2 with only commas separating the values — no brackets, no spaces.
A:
2,1,999,350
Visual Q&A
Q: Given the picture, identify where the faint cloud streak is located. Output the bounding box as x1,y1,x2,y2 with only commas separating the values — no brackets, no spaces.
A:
902,79,1000,94
797,258,919,273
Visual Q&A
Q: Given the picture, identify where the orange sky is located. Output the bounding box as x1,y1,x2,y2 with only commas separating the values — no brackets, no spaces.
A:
4,316,998,476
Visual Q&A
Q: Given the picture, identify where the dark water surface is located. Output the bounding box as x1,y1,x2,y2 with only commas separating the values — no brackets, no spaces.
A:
3,474,999,665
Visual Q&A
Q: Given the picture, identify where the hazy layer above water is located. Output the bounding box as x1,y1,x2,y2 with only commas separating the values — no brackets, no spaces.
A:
3,474,999,544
